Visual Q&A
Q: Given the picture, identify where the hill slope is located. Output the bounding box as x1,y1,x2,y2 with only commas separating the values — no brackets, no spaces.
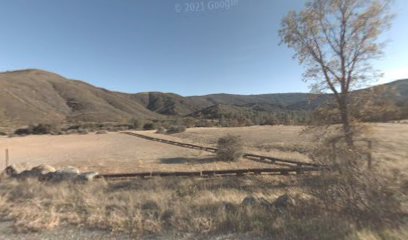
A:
0,69,407,128
0,69,160,127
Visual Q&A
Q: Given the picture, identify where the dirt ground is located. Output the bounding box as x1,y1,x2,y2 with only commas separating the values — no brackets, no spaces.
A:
0,123,406,174
0,132,273,174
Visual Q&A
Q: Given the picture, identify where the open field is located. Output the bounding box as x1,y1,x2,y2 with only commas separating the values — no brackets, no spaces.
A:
0,123,407,239
0,123,407,174
0,132,275,174
139,123,408,172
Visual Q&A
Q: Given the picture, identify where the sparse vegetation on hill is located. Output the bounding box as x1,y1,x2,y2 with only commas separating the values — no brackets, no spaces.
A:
143,122,156,130
14,124,59,136
0,70,407,130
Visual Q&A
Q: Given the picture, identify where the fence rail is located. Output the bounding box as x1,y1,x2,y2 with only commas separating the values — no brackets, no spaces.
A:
98,166,320,180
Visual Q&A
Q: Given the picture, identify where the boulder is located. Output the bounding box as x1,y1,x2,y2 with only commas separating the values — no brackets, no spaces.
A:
76,172,99,182
39,171,77,183
4,164,54,180
31,164,56,174
14,169,43,180
39,167,80,183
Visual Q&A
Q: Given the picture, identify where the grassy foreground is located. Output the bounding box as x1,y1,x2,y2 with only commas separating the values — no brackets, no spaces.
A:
0,176,406,239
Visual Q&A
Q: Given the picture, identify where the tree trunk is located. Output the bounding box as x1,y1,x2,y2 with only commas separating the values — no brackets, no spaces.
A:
339,97,354,147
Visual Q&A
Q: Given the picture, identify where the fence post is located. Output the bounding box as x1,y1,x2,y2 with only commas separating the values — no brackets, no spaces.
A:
367,140,372,170
5,148,9,168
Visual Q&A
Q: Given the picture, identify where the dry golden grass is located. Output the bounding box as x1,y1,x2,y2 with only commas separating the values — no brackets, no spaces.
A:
0,132,273,174
159,123,408,172
0,175,405,239
0,177,290,236
0,123,406,175
0,123,406,238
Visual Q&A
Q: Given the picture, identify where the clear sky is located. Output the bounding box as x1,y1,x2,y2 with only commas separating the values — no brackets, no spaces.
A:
0,0,407,96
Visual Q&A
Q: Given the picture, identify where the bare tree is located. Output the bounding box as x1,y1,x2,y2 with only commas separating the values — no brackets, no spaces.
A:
280,0,393,146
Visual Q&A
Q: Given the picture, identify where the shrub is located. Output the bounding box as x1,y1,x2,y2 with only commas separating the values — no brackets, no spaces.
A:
304,134,405,228
166,125,186,134
216,135,243,162
129,118,142,129
14,127,31,136
31,124,55,135
143,122,156,130
156,127,166,134
77,129,88,135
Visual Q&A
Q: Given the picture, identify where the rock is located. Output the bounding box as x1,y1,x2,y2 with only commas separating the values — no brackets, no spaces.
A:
241,196,257,207
39,171,77,183
10,164,56,180
14,169,42,180
31,164,56,174
274,194,296,210
40,167,80,183
60,166,80,175
40,167,99,183
6,164,54,180
76,172,99,182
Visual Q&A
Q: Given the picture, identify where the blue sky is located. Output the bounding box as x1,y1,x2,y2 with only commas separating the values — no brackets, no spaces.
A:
0,0,407,96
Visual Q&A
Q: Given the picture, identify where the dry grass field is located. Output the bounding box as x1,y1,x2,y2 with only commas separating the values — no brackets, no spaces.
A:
0,123,407,174
0,123,406,239
139,123,408,173
0,132,275,174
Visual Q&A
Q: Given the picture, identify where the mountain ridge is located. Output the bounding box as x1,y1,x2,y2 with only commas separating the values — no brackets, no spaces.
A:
0,69,407,127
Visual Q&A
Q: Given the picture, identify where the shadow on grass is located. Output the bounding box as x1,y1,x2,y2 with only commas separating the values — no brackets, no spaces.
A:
160,157,219,165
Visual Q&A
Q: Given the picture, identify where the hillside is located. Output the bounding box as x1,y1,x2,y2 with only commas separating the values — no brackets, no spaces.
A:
0,69,160,127
0,69,407,128
132,92,208,116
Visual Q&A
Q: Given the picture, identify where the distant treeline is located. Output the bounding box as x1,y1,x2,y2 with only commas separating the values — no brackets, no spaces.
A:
7,103,407,137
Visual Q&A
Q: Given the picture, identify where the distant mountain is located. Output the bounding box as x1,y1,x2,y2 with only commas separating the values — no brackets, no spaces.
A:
0,69,406,128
